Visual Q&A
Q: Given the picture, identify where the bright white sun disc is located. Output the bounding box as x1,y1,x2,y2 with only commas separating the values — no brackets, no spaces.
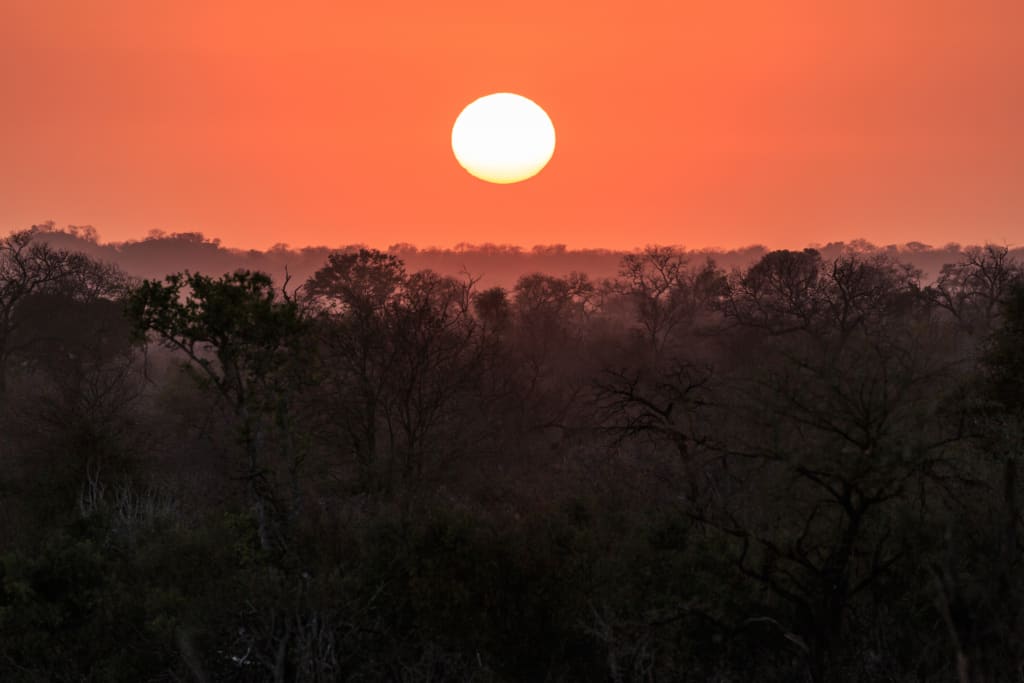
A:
451,93,555,184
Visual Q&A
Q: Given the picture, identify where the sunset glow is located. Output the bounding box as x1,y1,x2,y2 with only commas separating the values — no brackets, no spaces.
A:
1,1,1022,249
4,4,1024,676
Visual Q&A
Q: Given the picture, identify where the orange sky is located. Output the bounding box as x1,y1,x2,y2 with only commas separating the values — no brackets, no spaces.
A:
2,0,1022,250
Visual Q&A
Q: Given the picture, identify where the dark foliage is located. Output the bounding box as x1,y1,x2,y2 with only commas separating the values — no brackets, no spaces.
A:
1,231,1022,681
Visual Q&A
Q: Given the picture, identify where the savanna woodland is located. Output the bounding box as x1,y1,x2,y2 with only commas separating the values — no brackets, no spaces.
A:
2,227,1024,682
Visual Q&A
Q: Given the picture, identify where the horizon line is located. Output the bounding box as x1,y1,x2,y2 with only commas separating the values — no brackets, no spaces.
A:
19,222,1019,255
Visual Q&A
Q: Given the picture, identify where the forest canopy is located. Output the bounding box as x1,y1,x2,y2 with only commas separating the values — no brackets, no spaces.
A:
1,226,1022,681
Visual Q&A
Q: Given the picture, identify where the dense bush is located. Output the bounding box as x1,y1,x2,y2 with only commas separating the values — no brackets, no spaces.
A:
1,230,1022,681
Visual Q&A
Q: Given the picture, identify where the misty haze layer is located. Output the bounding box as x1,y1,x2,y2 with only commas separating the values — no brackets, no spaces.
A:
30,222,1018,289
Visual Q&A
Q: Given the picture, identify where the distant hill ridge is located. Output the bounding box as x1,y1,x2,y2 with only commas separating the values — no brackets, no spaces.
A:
24,222,1021,289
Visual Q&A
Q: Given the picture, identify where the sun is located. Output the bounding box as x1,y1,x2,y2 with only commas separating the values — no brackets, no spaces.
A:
451,93,556,184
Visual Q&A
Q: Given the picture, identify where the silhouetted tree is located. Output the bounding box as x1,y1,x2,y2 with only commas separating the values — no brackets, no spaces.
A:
128,270,309,551
617,247,725,357
705,249,967,681
719,248,824,336
473,286,512,337
383,269,481,484
304,250,406,488
305,248,406,317
930,245,1022,340
305,251,484,492
932,279,1024,682
0,228,108,400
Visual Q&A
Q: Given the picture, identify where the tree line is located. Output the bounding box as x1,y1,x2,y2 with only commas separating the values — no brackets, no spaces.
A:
1,225,1022,681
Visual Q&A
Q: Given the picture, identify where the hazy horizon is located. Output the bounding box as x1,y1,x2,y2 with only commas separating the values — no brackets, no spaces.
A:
23,221,1022,291
27,220,1018,253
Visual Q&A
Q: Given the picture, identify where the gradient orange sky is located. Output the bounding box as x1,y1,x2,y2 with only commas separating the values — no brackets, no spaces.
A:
2,1,1022,250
